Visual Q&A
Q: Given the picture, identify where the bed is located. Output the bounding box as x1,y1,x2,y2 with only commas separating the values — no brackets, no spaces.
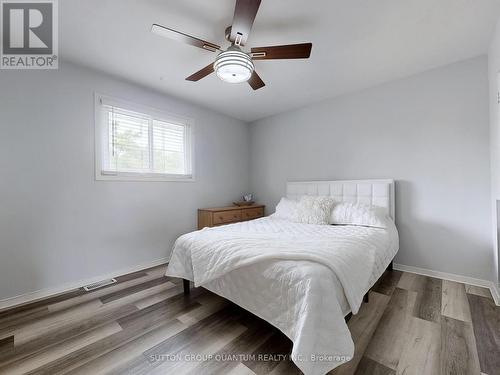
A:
166,179,399,375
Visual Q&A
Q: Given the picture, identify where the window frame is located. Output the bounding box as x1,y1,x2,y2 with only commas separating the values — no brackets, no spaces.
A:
94,93,195,182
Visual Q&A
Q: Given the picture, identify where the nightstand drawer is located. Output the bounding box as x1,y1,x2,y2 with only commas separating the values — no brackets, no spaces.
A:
198,205,265,229
213,210,242,224
242,207,264,220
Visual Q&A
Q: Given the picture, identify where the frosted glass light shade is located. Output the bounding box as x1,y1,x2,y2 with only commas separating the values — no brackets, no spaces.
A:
214,49,254,83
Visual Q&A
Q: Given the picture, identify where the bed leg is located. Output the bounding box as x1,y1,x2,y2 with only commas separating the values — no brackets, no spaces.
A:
363,292,369,303
183,279,190,295
388,261,394,271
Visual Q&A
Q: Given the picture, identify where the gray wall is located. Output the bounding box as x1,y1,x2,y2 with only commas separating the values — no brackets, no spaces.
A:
250,57,493,281
489,18,500,286
0,62,249,300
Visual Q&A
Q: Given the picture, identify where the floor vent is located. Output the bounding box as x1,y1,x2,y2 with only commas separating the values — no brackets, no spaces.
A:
83,278,117,291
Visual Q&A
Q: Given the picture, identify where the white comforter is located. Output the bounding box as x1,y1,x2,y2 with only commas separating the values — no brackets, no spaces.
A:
167,217,399,375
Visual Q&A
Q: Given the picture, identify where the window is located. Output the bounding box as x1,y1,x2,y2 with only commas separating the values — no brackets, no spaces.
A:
95,95,193,181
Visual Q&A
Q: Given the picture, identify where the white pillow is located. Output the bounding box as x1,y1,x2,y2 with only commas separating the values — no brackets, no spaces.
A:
330,202,388,228
272,197,298,220
293,196,335,225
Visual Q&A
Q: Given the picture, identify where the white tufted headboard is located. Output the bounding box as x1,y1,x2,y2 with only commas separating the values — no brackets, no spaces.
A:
286,179,395,220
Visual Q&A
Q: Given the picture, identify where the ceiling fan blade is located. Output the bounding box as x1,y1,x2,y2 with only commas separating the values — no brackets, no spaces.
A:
251,43,312,60
186,63,214,81
151,24,220,52
229,0,262,46
248,71,265,90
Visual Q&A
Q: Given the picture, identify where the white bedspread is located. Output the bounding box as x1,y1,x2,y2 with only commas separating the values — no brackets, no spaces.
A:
167,217,399,375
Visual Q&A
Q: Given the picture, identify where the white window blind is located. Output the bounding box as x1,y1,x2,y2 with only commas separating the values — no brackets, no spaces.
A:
96,96,193,181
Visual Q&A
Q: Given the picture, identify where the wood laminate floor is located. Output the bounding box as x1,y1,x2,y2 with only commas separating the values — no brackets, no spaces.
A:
0,265,498,375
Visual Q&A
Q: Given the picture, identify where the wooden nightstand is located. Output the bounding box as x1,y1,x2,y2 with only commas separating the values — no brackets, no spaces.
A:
198,205,265,229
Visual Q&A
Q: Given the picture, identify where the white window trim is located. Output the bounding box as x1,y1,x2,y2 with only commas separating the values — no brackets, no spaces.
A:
94,93,195,182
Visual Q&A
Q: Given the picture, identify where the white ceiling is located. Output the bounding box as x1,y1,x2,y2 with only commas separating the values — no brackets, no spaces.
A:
60,0,500,122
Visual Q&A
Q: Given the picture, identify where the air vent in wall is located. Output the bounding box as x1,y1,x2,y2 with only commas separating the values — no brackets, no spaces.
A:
83,278,117,291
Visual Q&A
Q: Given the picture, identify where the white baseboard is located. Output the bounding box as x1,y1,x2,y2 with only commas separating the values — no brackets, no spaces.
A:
2,259,497,311
394,263,500,306
0,257,169,311
491,284,500,305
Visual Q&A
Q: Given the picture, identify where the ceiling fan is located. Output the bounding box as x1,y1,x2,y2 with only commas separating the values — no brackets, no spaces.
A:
151,0,312,90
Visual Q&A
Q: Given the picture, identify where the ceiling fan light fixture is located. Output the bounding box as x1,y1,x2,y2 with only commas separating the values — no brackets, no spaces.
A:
213,47,254,84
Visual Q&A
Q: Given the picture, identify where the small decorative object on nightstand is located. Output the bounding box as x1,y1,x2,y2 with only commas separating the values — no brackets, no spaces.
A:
233,193,255,207
198,204,265,230
233,201,254,206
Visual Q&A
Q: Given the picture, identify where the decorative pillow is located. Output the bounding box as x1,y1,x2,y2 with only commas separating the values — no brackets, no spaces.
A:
272,197,298,220
293,196,335,225
330,202,388,228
